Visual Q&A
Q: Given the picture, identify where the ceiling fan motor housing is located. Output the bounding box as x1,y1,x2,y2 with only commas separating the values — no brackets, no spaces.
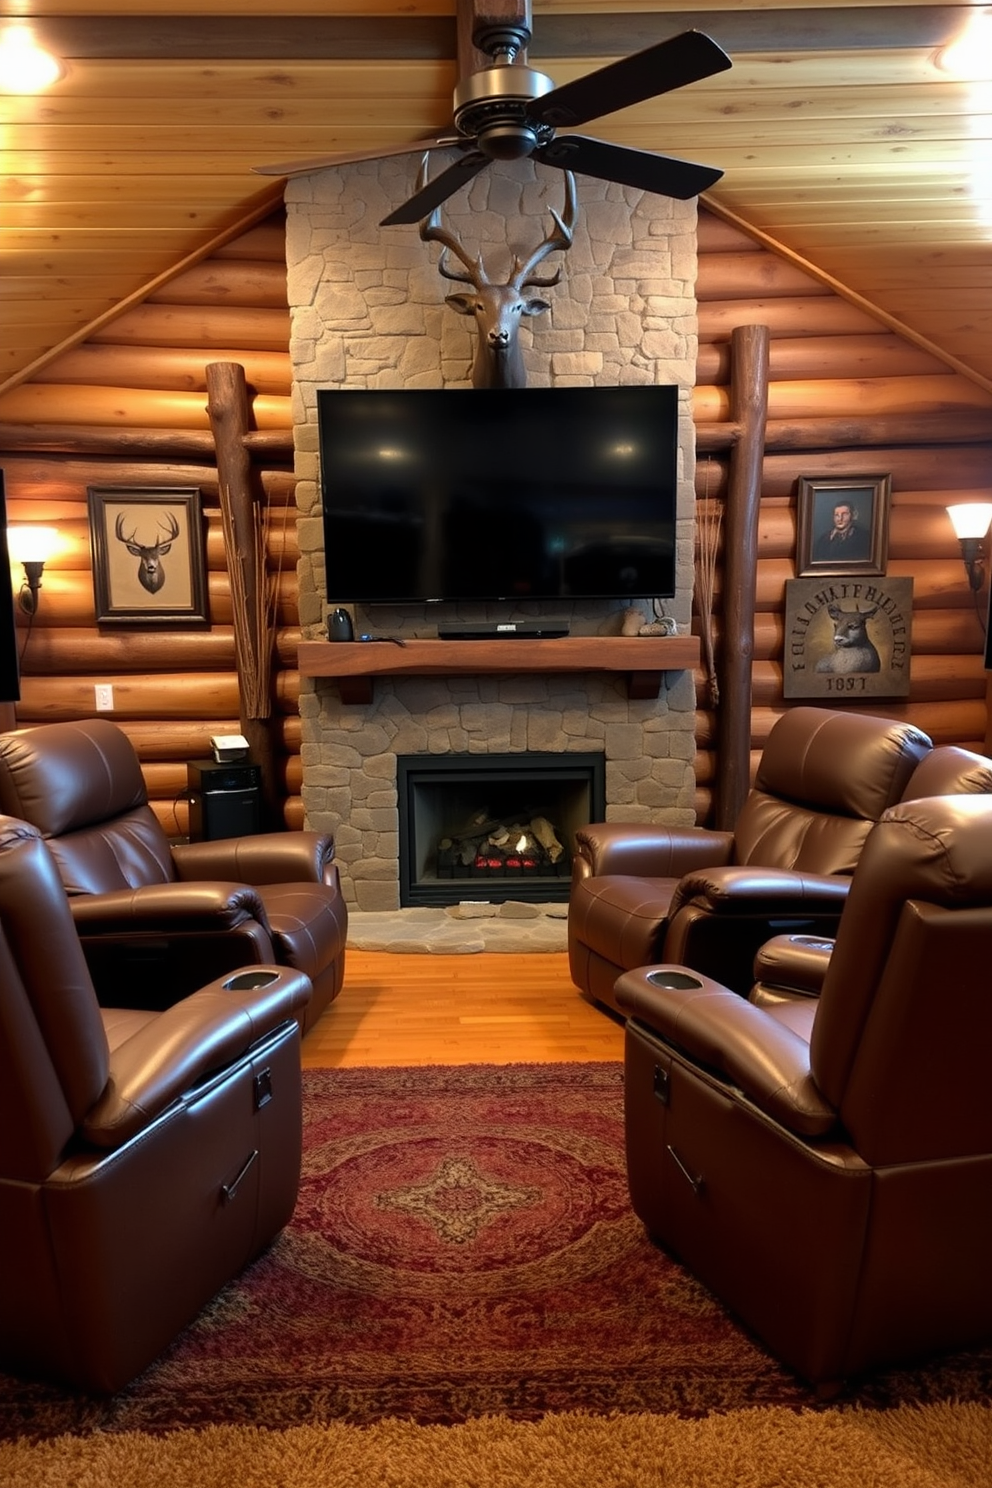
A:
454,64,556,159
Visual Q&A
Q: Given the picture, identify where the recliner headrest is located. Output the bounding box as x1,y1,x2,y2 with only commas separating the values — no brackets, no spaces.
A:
755,707,931,820
0,720,148,837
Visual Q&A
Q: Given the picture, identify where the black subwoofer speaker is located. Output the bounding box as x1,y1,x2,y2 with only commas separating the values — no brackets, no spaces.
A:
187,758,263,841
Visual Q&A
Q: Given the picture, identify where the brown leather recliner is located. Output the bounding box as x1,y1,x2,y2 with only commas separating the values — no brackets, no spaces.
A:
568,707,933,1012
617,792,992,1390
0,814,312,1394
0,719,347,1032
745,742,992,1040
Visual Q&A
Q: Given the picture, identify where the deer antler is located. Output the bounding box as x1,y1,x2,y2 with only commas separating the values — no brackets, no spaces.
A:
512,171,578,289
115,512,137,547
417,154,490,287
158,512,180,544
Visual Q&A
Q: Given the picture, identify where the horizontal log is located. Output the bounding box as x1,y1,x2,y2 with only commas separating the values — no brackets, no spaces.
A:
19,627,237,673
706,558,982,611
213,218,287,264
758,447,992,499
695,253,833,303
147,259,288,309
697,211,757,255
111,717,300,761
2,465,295,514
12,570,299,628
24,512,299,572
0,427,295,462
142,751,301,802
698,297,881,341
90,303,291,351
696,334,949,386
0,384,292,432
694,375,991,425
284,797,305,831
761,413,992,452
697,504,976,565
749,656,988,707
744,608,987,660
34,344,292,398
150,799,189,838
16,673,242,720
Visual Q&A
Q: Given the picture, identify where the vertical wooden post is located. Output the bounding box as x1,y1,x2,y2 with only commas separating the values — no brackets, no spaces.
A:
205,361,279,829
715,324,770,829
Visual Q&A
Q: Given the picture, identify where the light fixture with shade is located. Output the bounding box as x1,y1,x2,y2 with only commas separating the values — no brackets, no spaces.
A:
7,526,59,617
946,503,992,592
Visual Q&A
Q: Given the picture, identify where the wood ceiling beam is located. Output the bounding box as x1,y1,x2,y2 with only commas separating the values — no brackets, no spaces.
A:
28,7,974,61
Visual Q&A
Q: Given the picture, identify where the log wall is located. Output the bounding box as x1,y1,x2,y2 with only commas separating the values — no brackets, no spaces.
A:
692,210,992,823
0,205,989,832
0,213,303,835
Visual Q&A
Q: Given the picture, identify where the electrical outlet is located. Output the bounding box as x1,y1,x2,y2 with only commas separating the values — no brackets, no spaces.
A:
94,684,114,712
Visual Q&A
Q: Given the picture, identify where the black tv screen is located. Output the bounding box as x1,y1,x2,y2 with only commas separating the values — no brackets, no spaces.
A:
318,385,679,605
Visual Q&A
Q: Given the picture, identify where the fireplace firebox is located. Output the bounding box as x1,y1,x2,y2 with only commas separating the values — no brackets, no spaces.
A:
397,753,606,907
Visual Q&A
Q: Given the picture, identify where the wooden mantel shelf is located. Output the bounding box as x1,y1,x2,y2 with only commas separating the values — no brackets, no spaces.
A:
298,635,701,704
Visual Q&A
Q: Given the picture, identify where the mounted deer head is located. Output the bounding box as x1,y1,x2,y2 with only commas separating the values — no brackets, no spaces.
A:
115,511,180,595
419,161,577,389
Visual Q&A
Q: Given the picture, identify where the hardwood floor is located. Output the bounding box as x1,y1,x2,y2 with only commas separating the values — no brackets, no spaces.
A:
301,950,625,1068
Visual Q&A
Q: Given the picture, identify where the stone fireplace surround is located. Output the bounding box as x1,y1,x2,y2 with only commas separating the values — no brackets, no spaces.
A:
286,157,699,911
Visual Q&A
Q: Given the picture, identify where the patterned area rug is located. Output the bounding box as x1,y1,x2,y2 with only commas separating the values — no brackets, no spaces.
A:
4,1062,992,1441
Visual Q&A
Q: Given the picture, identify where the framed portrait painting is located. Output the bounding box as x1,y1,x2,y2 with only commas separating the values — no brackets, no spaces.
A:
796,475,891,577
88,487,208,626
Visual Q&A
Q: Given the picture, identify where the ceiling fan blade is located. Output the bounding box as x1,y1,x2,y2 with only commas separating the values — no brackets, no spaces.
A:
380,151,489,225
527,30,731,130
253,135,460,179
536,135,723,200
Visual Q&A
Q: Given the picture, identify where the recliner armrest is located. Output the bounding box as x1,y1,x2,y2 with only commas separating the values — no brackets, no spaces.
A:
68,881,269,934
752,932,834,1000
83,967,312,1148
172,832,336,887
667,866,852,919
615,967,837,1138
572,824,735,881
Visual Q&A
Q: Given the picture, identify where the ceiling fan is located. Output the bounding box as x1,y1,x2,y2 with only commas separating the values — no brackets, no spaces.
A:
253,0,732,226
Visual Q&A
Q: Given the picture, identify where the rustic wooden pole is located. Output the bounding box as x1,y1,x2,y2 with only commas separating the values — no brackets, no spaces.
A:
205,360,280,828
715,324,770,829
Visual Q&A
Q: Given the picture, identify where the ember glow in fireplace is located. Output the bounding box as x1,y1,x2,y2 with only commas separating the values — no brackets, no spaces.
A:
397,753,606,907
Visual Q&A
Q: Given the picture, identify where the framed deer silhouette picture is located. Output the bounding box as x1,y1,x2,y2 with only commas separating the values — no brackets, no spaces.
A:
88,486,208,626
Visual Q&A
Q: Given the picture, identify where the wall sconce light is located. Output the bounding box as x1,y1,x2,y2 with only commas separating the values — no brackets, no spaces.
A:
946,503,992,591
7,526,59,616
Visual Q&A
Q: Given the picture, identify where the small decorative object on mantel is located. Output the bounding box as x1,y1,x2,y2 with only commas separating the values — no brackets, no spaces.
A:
621,602,677,637
783,575,913,700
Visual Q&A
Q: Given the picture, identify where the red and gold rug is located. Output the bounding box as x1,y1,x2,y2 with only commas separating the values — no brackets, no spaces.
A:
3,1062,991,1440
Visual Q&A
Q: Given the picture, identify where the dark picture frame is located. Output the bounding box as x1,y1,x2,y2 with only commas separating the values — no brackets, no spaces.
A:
88,486,208,626
796,475,891,577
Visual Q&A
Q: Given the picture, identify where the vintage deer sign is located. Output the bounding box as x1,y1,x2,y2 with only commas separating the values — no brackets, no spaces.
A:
418,162,577,390
115,510,180,595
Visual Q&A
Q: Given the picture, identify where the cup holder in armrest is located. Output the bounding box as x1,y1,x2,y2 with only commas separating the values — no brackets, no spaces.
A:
645,969,704,990
224,970,280,992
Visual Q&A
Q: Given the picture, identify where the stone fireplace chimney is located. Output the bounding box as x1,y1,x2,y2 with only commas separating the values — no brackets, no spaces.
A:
285,158,699,909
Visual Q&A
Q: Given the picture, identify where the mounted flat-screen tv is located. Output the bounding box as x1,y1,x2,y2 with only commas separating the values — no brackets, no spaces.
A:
317,384,679,606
